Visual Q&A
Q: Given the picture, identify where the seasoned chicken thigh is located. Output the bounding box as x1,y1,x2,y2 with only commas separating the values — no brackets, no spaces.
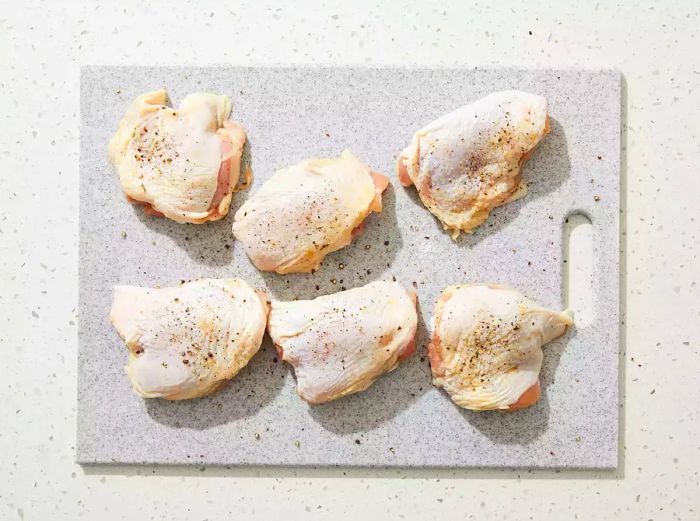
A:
233,150,389,274
110,279,267,400
108,90,247,223
267,281,417,404
397,91,549,238
429,284,572,411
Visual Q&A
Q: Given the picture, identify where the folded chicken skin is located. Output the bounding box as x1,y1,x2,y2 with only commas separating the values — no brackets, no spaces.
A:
108,90,247,224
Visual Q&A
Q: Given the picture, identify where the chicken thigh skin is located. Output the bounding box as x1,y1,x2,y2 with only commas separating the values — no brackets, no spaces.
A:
268,281,418,404
429,284,572,411
108,90,247,224
110,278,267,400
233,150,388,274
397,90,549,238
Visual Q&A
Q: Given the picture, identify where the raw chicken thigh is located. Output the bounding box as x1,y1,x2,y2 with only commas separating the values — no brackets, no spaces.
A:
232,150,389,274
108,90,247,223
397,91,549,238
429,284,572,411
267,281,417,404
110,279,268,400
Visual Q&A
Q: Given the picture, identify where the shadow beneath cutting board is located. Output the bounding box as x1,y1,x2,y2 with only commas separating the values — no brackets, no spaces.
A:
144,339,288,429
402,118,571,246
81,456,620,480
616,74,628,476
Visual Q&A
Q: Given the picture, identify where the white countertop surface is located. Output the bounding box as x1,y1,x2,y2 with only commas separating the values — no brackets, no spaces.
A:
1,1,698,519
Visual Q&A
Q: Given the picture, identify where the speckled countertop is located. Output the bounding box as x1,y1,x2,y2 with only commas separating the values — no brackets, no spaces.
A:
1,1,698,520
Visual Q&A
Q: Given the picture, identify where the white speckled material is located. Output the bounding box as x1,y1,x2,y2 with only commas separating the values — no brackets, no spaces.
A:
78,66,619,468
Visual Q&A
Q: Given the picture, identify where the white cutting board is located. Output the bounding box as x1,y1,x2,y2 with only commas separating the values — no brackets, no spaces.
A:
78,66,620,468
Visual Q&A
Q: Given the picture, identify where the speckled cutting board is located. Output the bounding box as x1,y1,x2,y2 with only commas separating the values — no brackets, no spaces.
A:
78,66,620,468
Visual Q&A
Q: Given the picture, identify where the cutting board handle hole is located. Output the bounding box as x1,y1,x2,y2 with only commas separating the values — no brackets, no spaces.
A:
563,212,594,328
